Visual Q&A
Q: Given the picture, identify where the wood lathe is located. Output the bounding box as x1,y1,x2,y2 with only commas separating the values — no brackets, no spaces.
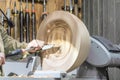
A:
1,11,120,80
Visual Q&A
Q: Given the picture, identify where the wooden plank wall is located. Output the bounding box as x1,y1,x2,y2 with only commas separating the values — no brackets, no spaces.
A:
82,0,120,44
82,0,120,80
0,0,82,42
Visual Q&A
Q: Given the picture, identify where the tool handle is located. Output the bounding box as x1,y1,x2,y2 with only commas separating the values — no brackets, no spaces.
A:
74,0,78,4
69,0,73,13
74,0,78,16
25,0,30,43
19,11,24,42
64,0,66,11
31,12,36,39
41,0,47,20
19,0,24,42
25,12,30,43
6,49,22,58
31,0,36,39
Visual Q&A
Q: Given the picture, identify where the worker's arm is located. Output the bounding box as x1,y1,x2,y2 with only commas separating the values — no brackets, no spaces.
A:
0,25,44,58
0,26,27,55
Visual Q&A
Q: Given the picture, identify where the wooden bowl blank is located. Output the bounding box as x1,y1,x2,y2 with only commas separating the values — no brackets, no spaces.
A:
36,11,90,72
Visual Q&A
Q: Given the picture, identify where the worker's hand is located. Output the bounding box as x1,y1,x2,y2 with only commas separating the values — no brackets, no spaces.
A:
0,53,5,66
26,40,44,53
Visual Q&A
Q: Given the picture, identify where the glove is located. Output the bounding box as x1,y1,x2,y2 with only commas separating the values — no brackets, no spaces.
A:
25,40,44,53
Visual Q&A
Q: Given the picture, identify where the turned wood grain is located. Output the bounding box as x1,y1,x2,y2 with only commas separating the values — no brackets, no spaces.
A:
37,11,90,72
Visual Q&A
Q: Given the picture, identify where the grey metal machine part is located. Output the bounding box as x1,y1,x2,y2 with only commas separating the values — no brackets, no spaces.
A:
87,36,120,67
76,36,120,80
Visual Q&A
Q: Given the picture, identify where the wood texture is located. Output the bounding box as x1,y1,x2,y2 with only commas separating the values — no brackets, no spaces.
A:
4,0,82,28
0,0,82,41
82,0,120,79
37,11,90,72
82,0,119,44
0,0,6,12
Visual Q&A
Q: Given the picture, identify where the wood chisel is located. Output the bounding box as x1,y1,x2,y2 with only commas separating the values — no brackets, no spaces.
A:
41,0,47,20
74,0,78,17
5,44,54,58
69,0,73,13
64,0,67,11
31,0,36,40
25,0,30,43
6,0,12,36
12,1,18,40
19,0,24,42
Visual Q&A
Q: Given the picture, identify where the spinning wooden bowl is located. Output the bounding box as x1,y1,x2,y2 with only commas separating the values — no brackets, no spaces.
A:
36,11,90,72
